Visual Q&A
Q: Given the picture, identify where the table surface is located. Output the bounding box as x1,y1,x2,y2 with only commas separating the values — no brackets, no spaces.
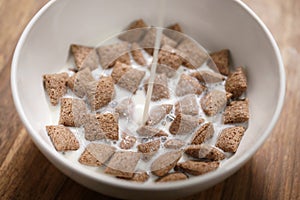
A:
0,0,299,199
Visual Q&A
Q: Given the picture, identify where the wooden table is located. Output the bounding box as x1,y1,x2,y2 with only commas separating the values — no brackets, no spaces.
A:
0,0,299,199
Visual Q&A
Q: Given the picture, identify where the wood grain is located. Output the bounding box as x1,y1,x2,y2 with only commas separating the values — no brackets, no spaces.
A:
0,0,299,199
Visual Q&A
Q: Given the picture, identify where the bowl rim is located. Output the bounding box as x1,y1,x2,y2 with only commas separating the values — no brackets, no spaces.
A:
10,0,286,191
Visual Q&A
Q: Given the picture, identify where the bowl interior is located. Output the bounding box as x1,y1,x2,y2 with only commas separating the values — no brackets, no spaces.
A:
11,0,284,197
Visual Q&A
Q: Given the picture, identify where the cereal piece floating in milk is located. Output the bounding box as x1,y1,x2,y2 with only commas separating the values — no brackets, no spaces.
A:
59,98,87,127
131,43,147,66
158,45,183,71
225,67,247,98
118,19,148,43
111,62,145,93
119,132,137,150
46,125,79,151
137,140,160,160
216,126,246,153
209,49,230,76
176,38,209,69
139,28,177,55
97,41,130,69
144,74,170,101
105,151,140,178
164,23,184,43
201,90,227,116
176,74,205,97
86,76,115,111
169,113,199,135
67,68,95,98
70,44,99,71
146,104,173,126
137,126,167,137
175,160,219,176
185,144,225,161
151,151,182,177
164,139,185,150
43,72,68,106
175,94,199,116
223,99,249,124
156,172,188,183
191,122,214,145
190,70,225,84
78,143,116,166
124,171,150,182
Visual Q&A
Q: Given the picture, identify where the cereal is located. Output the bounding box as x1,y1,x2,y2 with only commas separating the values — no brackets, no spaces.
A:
176,161,219,176
127,171,150,182
225,67,247,98
46,125,79,151
43,72,68,106
112,62,145,93
67,68,94,98
169,113,199,135
176,38,209,69
59,98,87,127
190,70,225,84
131,42,147,66
164,139,185,149
191,122,214,145
151,151,182,177
146,104,173,126
97,42,130,69
105,151,140,178
70,44,99,71
144,74,169,101
201,90,227,116
86,76,115,110
157,45,183,71
216,126,246,153
78,143,116,166
156,172,188,183
210,49,230,76
137,140,160,160
176,74,205,97
137,126,167,137
119,132,137,150
96,113,119,140
185,144,225,161
223,99,249,124
175,94,199,116
118,19,148,42
115,98,134,118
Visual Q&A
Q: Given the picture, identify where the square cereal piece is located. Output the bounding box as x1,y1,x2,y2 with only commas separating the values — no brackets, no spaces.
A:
176,38,209,69
136,126,167,137
71,44,99,71
146,104,173,126
115,98,134,118
86,76,115,110
96,113,119,140
97,42,130,69
155,64,176,78
157,45,183,71
151,151,182,177
175,94,199,116
119,132,136,150
175,160,219,176
209,49,230,76
131,43,147,66
139,28,177,55
46,125,79,151
201,90,227,116
216,126,246,152
105,151,140,178
223,99,249,124
78,143,116,166
67,68,95,98
176,74,205,97
164,139,185,149
164,23,184,43
144,74,169,101
127,171,149,182
156,172,188,183
111,62,145,93
190,70,225,84
225,67,247,98
43,72,68,106
184,144,225,161
59,98,87,127
169,113,200,135
83,114,105,141
137,140,160,160
118,19,148,42
191,122,214,145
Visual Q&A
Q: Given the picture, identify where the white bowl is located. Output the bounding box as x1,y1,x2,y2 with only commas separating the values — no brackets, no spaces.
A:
11,0,285,199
